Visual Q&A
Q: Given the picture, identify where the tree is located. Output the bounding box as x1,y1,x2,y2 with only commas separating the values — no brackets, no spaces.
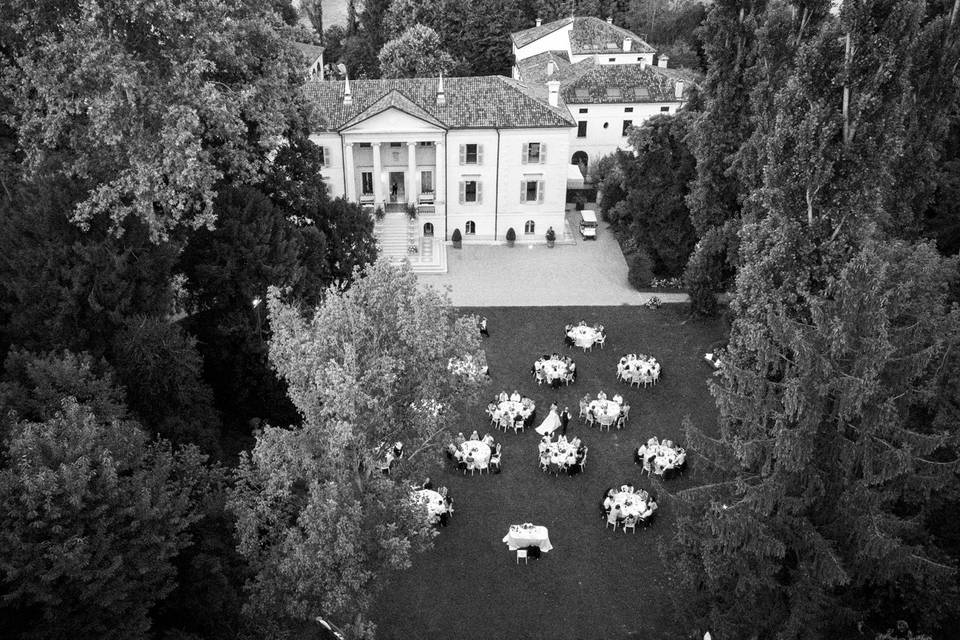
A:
301,0,324,35
383,0,447,39
0,399,209,640
378,24,457,78
620,113,698,276
230,258,488,637
1,0,305,239
666,2,960,637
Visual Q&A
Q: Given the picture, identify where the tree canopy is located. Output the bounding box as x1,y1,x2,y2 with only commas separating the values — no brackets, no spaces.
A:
378,24,457,78
230,258,487,637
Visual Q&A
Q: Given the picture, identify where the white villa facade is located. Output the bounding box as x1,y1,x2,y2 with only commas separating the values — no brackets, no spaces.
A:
305,76,575,245
511,16,695,181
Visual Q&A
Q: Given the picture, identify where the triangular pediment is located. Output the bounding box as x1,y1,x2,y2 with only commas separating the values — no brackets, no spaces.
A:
338,91,447,132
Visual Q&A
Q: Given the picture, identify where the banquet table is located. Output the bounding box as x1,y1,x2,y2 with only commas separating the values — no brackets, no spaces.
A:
639,443,681,475
460,440,491,471
619,355,660,385
536,358,569,384
411,489,447,522
544,440,578,467
589,398,622,426
502,524,553,552
495,399,535,424
567,325,601,349
610,490,654,521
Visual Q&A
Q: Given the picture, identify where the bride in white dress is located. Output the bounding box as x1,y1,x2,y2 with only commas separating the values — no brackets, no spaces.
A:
535,404,562,436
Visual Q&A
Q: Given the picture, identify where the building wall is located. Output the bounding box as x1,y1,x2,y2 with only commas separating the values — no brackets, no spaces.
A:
309,132,345,198
566,101,679,169
445,129,500,242
570,51,655,66
513,24,574,62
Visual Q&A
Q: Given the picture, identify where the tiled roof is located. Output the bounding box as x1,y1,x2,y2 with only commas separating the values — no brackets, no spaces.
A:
569,17,655,54
293,42,325,63
303,76,576,131
560,64,692,104
515,51,588,101
511,17,655,54
511,17,574,49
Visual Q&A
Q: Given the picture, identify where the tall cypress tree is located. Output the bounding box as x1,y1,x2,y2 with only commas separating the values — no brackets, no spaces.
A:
666,2,960,637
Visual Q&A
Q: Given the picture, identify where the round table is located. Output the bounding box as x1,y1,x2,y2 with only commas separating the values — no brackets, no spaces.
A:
543,440,578,471
638,443,682,475
610,490,655,521
618,354,660,385
460,440,491,471
567,325,602,349
535,358,570,385
589,398,621,427
495,399,535,424
411,489,447,523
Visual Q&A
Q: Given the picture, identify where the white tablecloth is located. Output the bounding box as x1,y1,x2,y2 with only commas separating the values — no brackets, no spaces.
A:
567,325,601,349
610,490,654,520
638,443,682,474
495,399,535,423
544,441,578,466
589,398,621,426
502,524,553,552
535,358,569,383
618,354,660,384
460,440,491,470
411,489,447,522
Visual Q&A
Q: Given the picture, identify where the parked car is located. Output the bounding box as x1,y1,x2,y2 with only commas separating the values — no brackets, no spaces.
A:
579,209,598,240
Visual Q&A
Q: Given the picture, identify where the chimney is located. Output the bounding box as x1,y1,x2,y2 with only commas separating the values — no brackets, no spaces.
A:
546,60,556,76
658,55,669,69
606,16,613,24
674,79,684,100
536,17,542,26
622,37,632,52
436,72,446,106
639,58,647,69
547,80,560,107
343,75,352,105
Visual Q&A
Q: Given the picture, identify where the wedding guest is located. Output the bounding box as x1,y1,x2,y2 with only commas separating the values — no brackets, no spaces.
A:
479,316,490,337
454,432,466,447
559,407,571,435
469,430,480,441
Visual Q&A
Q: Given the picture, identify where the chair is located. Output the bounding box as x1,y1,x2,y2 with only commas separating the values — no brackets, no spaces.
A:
623,516,637,534
488,405,498,425
539,456,550,472
641,458,652,477
585,411,596,428
490,453,502,472
477,459,489,475
630,375,641,388
578,400,588,420
598,416,611,432
606,511,619,530
499,414,512,432
513,416,526,435
596,334,606,349
577,448,588,472
516,549,528,564
622,405,631,423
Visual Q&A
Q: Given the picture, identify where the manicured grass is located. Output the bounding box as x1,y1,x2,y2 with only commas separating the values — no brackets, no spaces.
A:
371,306,726,640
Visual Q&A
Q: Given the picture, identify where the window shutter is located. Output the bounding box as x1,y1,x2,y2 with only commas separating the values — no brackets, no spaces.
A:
477,145,484,164
459,145,465,165
520,181,526,203
321,147,329,167
459,181,465,204
521,143,528,164
476,181,483,204
537,180,545,203
540,143,547,163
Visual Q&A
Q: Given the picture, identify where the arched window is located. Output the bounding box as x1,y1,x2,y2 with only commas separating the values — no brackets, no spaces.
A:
423,222,434,236
524,220,535,234
571,151,588,177
465,220,476,235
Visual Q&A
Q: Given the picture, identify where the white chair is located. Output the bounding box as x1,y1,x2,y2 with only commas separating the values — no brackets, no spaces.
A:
539,456,550,472
606,512,619,530
622,405,631,423
513,417,525,435
630,375,641,388
489,453,501,472
578,448,588,471
642,458,652,477
578,401,588,420
516,549,528,564
499,414,512,432
585,411,596,428
623,516,637,534
477,459,489,475
596,334,606,349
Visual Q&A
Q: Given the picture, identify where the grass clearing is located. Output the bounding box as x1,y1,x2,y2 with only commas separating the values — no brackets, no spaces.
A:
371,306,725,640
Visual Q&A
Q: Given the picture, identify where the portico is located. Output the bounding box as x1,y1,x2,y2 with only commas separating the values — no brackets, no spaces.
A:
342,134,446,211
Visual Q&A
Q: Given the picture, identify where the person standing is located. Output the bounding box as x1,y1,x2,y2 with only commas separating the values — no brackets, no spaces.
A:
479,316,490,337
559,407,571,435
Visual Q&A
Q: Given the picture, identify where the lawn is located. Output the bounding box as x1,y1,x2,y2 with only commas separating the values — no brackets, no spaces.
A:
370,306,726,640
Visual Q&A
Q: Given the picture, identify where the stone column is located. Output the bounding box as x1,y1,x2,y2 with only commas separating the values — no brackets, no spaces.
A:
372,142,383,206
406,141,417,204
343,142,356,201
434,139,445,206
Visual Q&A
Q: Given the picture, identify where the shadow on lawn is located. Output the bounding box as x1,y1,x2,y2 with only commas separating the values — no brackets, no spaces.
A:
372,306,726,640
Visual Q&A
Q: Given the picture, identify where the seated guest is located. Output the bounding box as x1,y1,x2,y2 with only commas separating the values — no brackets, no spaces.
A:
469,430,480,441
421,477,433,490
479,316,489,337
499,391,509,402
612,393,623,405
454,432,466,447
445,443,457,460
564,334,574,348
486,402,497,416
482,433,495,447
514,414,525,430
597,390,607,400
569,362,577,380
392,442,404,459
538,436,551,454
552,352,561,360
510,390,521,402
635,445,647,465
565,323,573,332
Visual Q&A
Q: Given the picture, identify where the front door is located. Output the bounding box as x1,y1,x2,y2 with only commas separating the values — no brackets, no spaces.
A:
388,171,405,203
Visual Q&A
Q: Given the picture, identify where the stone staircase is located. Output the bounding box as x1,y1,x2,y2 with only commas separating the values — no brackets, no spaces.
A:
374,211,447,274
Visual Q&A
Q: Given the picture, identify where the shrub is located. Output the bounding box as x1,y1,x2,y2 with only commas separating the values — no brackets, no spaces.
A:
374,206,385,220
451,228,462,243
627,250,653,290
506,228,516,242
545,227,556,242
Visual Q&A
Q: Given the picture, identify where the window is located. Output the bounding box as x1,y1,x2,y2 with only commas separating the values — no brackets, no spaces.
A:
622,120,632,135
459,180,482,204
361,172,373,195
521,179,544,203
608,57,616,62
417,141,434,146
465,220,476,235
606,87,621,98
636,87,650,99
603,122,609,129
523,142,546,164
524,220,536,234
637,56,643,61
660,106,670,112
318,146,331,167
423,222,434,236
358,142,371,148
578,108,588,113
460,143,481,164
420,170,433,193
577,121,587,137
575,88,590,99
389,142,402,148
624,107,634,113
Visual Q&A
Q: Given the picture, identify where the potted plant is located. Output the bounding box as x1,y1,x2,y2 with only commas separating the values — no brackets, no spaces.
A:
405,203,418,219
505,227,516,247
451,228,462,249
545,226,556,248
374,206,385,221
